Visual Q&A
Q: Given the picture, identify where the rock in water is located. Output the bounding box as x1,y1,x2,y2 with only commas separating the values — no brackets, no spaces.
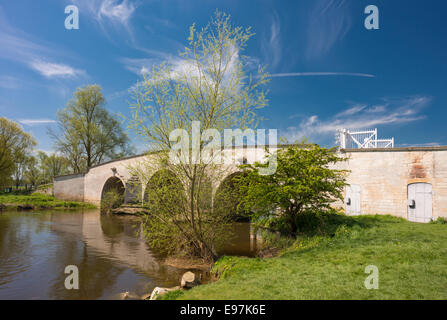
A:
150,287,169,300
118,291,139,300
148,286,181,300
181,271,200,289
119,291,129,300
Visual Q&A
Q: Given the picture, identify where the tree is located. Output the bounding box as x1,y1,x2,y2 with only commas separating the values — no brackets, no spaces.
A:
42,153,69,180
213,172,249,221
128,11,269,262
24,156,41,188
56,134,86,174
238,143,348,235
36,151,50,184
12,152,30,190
50,84,131,172
0,117,36,187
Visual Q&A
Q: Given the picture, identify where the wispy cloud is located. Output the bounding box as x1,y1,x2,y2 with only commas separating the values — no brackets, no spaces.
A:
334,104,367,117
144,17,176,34
0,9,84,79
306,0,352,59
73,0,137,41
262,12,281,70
269,72,375,78
283,96,431,143
98,0,136,24
366,105,386,113
29,60,85,78
33,148,56,156
120,57,160,75
124,40,244,86
19,119,57,126
73,0,135,23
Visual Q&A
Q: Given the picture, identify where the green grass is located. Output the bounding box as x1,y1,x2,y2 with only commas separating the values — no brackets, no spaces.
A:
167,215,447,300
0,193,95,210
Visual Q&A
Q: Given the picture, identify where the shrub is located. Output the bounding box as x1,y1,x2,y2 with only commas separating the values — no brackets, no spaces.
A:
101,190,124,213
238,143,348,236
430,217,447,224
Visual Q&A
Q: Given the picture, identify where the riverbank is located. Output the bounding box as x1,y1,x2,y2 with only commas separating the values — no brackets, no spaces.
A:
0,193,96,210
110,205,150,215
162,215,447,300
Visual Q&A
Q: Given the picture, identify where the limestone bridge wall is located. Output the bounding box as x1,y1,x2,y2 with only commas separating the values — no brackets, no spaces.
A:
53,146,447,221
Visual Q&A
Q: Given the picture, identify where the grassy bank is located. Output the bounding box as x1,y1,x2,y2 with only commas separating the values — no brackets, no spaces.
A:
164,215,447,300
0,193,96,210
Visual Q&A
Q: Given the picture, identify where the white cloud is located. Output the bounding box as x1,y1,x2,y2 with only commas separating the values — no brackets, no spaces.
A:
0,9,84,79
140,66,149,75
19,119,57,126
29,60,85,78
98,0,136,25
121,57,159,75
126,41,243,89
366,105,386,113
269,72,375,78
306,0,352,59
283,96,431,143
262,12,281,70
335,104,367,117
73,0,137,40
33,148,56,156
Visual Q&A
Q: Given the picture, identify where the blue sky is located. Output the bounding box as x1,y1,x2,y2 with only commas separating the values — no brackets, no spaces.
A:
1,0,446,153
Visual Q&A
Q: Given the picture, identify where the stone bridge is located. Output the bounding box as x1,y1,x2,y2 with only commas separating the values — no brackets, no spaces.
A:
54,146,270,206
54,146,447,222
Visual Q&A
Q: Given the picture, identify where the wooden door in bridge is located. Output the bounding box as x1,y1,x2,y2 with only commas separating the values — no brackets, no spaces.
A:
346,184,361,215
408,183,432,223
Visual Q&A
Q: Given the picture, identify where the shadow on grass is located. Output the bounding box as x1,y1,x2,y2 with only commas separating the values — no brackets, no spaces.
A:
258,211,408,257
294,211,408,237
293,211,371,237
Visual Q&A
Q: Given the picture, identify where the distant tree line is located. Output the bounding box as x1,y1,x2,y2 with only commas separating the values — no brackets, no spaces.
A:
0,85,133,190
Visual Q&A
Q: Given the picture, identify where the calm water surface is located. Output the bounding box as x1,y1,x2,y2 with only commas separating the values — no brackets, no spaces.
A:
0,209,256,299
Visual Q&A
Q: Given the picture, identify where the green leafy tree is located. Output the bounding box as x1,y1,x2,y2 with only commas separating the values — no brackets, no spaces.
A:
213,172,249,221
42,153,69,181
57,134,87,174
12,152,30,190
238,143,348,235
36,151,50,184
24,156,41,188
0,117,36,187
50,84,132,172
128,11,269,261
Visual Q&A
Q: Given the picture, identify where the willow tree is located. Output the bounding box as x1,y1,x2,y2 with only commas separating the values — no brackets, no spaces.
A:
50,85,131,172
0,117,36,187
24,156,41,188
128,11,269,262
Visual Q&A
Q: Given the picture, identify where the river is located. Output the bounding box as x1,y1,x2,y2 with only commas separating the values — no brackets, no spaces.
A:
0,209,257,299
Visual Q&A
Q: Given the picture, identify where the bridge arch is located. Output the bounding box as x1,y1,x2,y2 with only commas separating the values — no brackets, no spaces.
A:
213,171,248,220
100,176,126,212
143,169,185,209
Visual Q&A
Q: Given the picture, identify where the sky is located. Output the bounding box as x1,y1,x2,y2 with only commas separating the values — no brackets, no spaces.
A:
1,0,446,154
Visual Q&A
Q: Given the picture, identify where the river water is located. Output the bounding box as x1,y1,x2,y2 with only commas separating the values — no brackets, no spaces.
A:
0,209,256,299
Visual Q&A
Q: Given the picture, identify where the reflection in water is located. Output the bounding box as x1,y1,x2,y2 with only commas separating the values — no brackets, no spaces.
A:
219,223,258,257
0,210,257,299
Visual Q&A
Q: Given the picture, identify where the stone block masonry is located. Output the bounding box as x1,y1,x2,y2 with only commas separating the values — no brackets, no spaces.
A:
53,172,85,202
53,146,447,221
338,147,447,220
